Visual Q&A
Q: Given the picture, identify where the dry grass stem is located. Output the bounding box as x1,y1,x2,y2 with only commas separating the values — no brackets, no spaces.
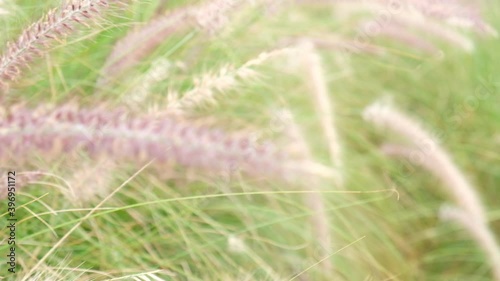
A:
281,108,333,274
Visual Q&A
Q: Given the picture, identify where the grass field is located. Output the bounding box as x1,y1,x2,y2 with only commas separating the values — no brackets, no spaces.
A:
0,0,499,280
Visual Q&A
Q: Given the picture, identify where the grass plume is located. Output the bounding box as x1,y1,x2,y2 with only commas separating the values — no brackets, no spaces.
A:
299,41,344,188
0,102,337,197
0,0,124,91
365,101,499,280
97,0,245,88
364,101,486,222
167,47,298,113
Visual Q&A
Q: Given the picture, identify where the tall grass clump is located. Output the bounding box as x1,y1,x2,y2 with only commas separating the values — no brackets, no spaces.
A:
0,0,498,280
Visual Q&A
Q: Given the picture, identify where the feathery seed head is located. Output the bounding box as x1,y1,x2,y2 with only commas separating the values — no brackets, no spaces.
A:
0,0,123,91
365,101,486,223
0,103,312,183
97,0,248,88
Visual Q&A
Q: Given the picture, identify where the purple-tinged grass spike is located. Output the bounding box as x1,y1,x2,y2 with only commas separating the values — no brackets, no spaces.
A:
0,0,126,91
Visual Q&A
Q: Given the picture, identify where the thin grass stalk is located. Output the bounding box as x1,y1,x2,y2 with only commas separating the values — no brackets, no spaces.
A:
281,108,333,274
0,171,43,198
